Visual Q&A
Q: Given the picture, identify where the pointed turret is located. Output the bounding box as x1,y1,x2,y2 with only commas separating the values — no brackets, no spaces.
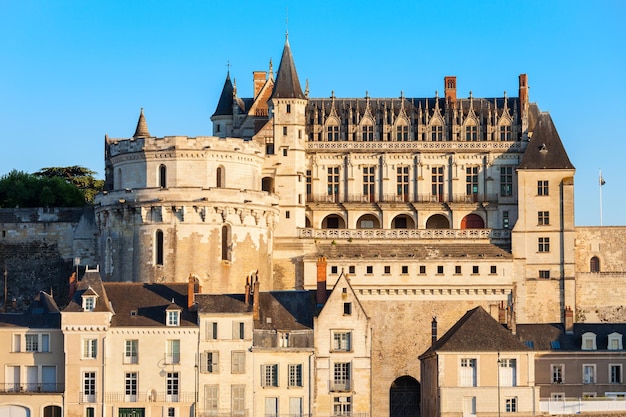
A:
212,72,235,117
270,37,305,99
133,108,150,138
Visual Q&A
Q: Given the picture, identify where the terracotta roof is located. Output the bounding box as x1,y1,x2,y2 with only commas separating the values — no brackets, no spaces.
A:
421,306,529,357
105,282,196,327
518,112,574,170
270,37,305,100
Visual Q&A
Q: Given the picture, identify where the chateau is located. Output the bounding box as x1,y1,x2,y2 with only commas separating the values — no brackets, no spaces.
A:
1,36,626,417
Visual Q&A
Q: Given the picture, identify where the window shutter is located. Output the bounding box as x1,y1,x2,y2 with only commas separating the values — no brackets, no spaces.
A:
200,352,207,373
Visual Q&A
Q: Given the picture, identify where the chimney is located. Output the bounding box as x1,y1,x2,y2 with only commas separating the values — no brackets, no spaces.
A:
253,272,260,321
187,275,199,309
431,316,438,346
564,306,574,334
68,272,77,303
444,76,457,104
244,276,251,305
519,74,528,112
253,71,267,99
498,301,507,324
316,257,328,305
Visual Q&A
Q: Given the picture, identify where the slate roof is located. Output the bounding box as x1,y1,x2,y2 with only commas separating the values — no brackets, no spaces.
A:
420,306,530,358
212,72,235,117
517,323,626,351
195,293,251,315
518,112,574,170
316,242,512,260
63,269,113,313
270,37,305,100
255,291,316,331
105,282,196,327
0,291,60,329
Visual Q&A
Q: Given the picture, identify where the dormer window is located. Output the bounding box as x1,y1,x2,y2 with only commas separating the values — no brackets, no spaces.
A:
167,310,180,327
608,332,623,350
81,288,98,312
582,332,597,350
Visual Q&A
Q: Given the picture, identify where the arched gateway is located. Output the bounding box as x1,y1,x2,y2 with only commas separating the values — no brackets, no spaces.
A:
390,375,420,417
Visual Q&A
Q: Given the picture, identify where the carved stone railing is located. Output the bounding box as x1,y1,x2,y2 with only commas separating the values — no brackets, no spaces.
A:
307,140,526,152
298,228,510,240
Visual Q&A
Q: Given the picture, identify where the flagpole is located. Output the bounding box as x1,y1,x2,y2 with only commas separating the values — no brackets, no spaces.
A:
599,169,603,226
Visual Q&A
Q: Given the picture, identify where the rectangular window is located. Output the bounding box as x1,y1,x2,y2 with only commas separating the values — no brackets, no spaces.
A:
286,104,291,113
285,210,290,219
333,331,352,351
167,407,176,417
202,351,219,373
233,322,245,340
288,364,303,387
86,407,95,417
384,266,391,274
283,127,287,136
437,265,444,274
466,166,479,200
265,397,278,417
500,124,512,141
349,266,355,274
460,358,477,387
505,397,517,412
231,385,245,415
25,334,39,352
331,266,338,274
125,372,137,401
503,210,510,229
306,170,312,198
206,322,218,340
167,310,179,326
538,237,550,252
363,166,375,202
472,266,479,274
490,265,497,274
431,124,443,141
500,167,513,196
333,362,351,391
499,359,517,387
366,266,373,274
538,211,550,225
124,340,138,364
166,372,179,402
205,384,218,416
396,124,408,141
333,396,352,416
466,124,477,141
290,397,303,417
327,125,339,141
419,265,426,274
362,125,374,141
261,364,279,387
397,166,409,201
83,372,96,402
83,297,95,311
327,167,340,202
455,265,461,274
282,148,288,156
538,180,549,196
551,364,564,383
83,338,97,359
583,364,596,384
166,340,180,364
231,351,245,374
539,270,551,279
402,265,408,274
431,166,444,201
343,303,352,315
610,364,622,383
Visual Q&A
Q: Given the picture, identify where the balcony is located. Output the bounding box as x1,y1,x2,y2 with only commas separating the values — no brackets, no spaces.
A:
79,392,97,403
306,139,526,152
329,380,352,392
307,193,500,204
298,228,510,240
123,355,138,364
0,383,64,393
104,391,195,403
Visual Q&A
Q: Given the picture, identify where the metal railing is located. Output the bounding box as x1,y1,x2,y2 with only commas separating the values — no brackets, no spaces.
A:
104,391,195,403
307,193,500,204
328,380,352,392
0,383,64,393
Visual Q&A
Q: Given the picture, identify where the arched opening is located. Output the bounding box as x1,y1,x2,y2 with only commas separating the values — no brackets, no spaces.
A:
262,177,274,193
590,256,600,273
390,376,420,417
159,164,167,188
305,216,312,228
426,214,450,229
216,166,225,188
357,214,381,229
155,230,164,266
392,214,415,229
0,405,30,417
221,224,232,261
116,168,123,189
43,405,62,417
321,214,346,229
461,213,485,229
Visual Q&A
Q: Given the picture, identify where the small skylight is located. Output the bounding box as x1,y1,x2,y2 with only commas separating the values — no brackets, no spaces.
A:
550,340,561,349
524,340,534,348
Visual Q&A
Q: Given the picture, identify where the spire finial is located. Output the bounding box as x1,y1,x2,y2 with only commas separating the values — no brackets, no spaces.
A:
226,60,231,74
285,8,289,39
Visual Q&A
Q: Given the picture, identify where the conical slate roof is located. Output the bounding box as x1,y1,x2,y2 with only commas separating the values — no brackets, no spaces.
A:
133,108,151,138
212,72,235,117
270,37,305,100
518,112,574,170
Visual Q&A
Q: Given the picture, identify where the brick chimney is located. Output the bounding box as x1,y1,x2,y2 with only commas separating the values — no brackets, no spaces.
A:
244,276,251,305
253,71,267,99
68,272,77,303
316,257,328,305
187,275,200,309
519,74,528,112
253,273,260,321
444,76,457,104
564,306,574,334
431,316,437,346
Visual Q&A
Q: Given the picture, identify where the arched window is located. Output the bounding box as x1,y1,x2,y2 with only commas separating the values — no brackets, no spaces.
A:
116,168,123,189
44,405,62,417
590,256,600,273
155,230,164,266
159,164,167,188
222,225,232,261
216,166,225,188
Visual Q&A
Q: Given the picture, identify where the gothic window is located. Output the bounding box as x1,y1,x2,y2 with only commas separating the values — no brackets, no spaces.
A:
363,166,375,202
499,124,512,141
327,167,340,203
221,225,232,261
466,166,479,201
430,124,443,141
397,166,409,202
155,230,164,266
159,164,167,188
590,256,600,273
362,123,374,141
465,124,478,141
396,123,409,141
431,166,444,202
327,123,339,141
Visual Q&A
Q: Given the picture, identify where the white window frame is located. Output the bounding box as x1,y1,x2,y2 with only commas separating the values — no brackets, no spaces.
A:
332,331,352,352
505,397,517,412
232,321,245,340
583,364,596,384
124,339,138,364
166,372,179,402
167,310,180,326
206,321,218,340
582,332,597,350
166,339,180,364
82,338,97,359
460,358,477,387
332,362,351,391
499,358,517,387
333,395,352,416
82,371,96,402
261,364,279,387
83,296,96,311
231,351,245,374
125,372,137,402
608,332,623,350
551,364,564,384
288,364,303,387
610,363,623,384
202,351,219,374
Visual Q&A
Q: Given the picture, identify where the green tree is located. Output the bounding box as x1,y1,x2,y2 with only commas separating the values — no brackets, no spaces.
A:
34,166,104,204
0,170,85,208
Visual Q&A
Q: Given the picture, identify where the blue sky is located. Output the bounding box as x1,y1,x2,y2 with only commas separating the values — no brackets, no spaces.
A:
1,1,624,226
